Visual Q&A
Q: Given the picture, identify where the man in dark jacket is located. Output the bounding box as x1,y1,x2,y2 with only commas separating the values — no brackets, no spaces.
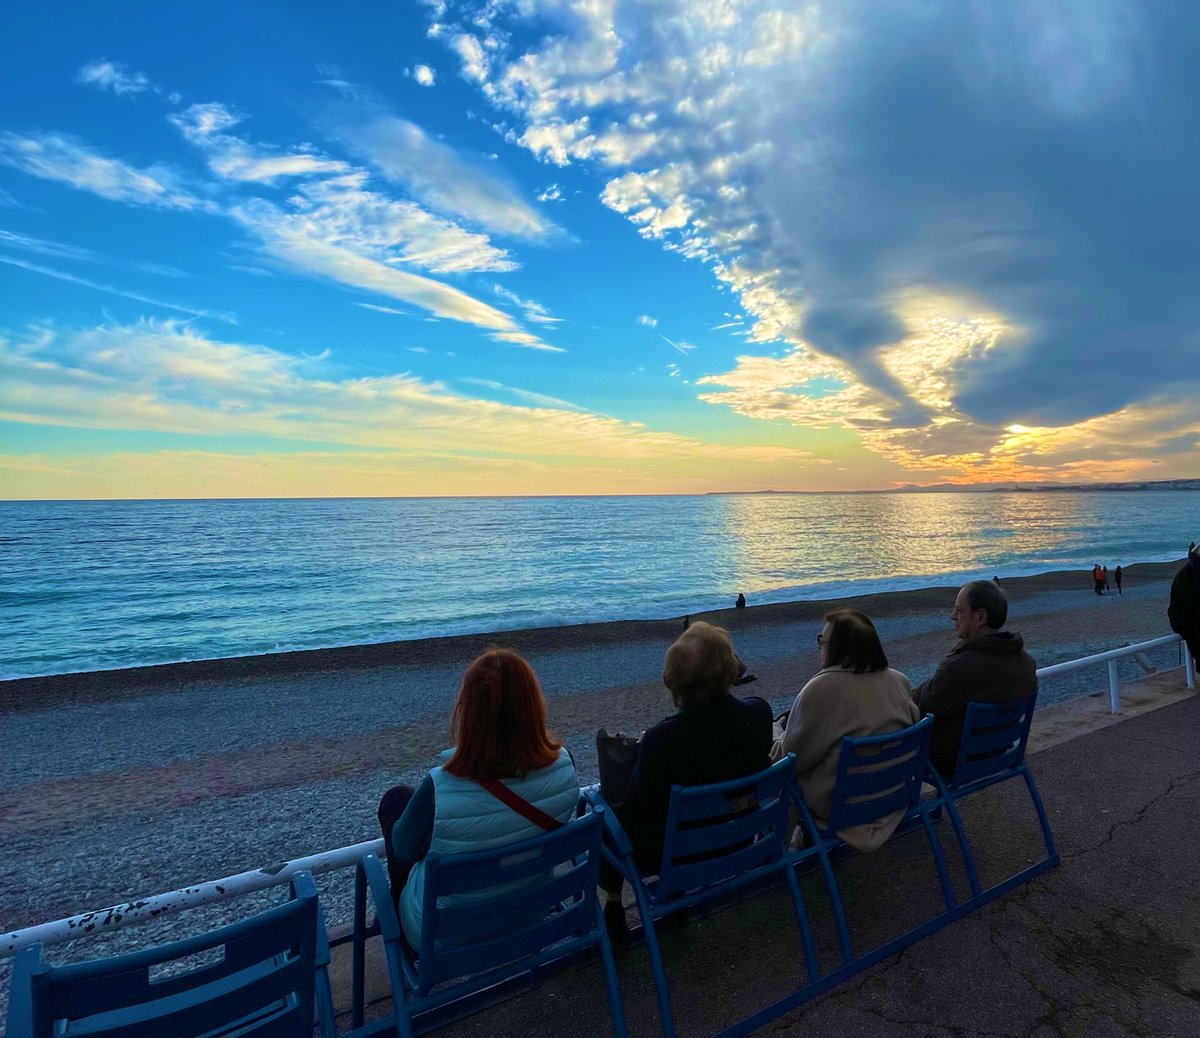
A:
1168,543,1200,661
913,580,1038,777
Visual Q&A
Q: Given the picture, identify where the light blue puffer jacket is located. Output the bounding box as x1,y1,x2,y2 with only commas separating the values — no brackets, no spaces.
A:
399,747,578,947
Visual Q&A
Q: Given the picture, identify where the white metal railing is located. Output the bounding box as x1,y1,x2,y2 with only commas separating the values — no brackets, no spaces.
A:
3,634,1196,962
1035,633,1195,712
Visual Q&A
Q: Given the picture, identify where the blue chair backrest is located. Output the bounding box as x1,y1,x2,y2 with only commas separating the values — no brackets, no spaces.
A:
9,873,322,1038
656,757,794,902
827,716,933,833
949,693,1038,788
414,809,604,994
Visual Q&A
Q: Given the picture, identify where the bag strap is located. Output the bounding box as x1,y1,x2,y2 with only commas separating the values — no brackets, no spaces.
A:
475,777,564,831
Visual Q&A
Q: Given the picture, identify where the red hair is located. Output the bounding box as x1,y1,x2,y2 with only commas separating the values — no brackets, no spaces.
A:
443,648,562,779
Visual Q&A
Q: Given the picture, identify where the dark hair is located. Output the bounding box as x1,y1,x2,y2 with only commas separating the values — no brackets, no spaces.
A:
662,621,741,708
443,648,561,779
822,608,888,673
961,579,1008,629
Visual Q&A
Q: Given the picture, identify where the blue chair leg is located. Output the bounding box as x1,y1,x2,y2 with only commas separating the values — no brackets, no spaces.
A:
936,795,982,898
631,882,677,1038
810,842,855,967
917,808,959,911
594,901,629,1038
352,863,368,1030
1020,767,1061,862
783,865,821,984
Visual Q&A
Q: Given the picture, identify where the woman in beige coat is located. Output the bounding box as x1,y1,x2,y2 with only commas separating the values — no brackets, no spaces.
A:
774,608,918,852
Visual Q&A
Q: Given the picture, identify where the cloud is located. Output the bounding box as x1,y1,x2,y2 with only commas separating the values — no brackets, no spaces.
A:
77,61,154,97
434,0,1200,479
0,228,98,262
537,183,563,202
329,111,558,239
0,132,208,210
356,302,406,315
413,65,436,87
0,320,811,486
637,315,657,327
493,284,562,325
0,256,235,322
170,102,351,183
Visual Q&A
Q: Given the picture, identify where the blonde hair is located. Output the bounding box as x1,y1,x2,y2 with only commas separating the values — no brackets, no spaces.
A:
662,621,741,708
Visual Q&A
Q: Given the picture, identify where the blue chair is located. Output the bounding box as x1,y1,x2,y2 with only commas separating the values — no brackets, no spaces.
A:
355,808,626,1038
788,715,976,970
936,692,1060,900
6,871,334,1038
586,757,817,1038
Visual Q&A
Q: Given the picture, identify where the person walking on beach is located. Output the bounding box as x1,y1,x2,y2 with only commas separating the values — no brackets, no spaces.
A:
1168,543,1200,663
1115,565,1123,594
1092,564,1104,595
912,580,1037,777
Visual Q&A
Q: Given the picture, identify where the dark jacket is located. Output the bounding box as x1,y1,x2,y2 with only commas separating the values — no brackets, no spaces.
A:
913,632,1037,778
620,693,773,872
1168,553,1200,659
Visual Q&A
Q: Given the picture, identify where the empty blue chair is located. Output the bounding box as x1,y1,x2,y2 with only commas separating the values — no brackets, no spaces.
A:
6,871,334,1038
586,756,817,1038
355,807,626,1038
936,692,1060,900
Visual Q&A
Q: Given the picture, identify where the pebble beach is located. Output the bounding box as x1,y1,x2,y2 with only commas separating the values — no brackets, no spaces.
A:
0,559,1188,996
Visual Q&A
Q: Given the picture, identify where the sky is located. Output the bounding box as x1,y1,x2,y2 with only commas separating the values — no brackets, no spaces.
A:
2,0,1199,499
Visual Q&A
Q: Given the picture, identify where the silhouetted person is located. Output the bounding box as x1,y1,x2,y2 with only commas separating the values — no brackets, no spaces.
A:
1168,544,1200,662
1103,565,1110,592
1092,564,1104,595
992,576,1000,585
1115,565,1123,595
683,615,690,630
735,592,746,609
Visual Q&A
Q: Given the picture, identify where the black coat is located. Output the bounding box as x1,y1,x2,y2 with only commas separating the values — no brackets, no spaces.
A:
1168,554,1200,659
620,693,772,872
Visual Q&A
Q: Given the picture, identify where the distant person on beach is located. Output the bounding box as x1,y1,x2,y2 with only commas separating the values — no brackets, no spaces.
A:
736,592,747,609
375,648,578,944
1103,565,1110,591
599,621,771,931
1168,544,1200,662
1092,564,1104,595
772,609,918,851
912,580,1037,777
1115,565,1123,594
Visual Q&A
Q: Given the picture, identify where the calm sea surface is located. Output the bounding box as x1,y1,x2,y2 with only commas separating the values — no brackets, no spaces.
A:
0,492,1193,679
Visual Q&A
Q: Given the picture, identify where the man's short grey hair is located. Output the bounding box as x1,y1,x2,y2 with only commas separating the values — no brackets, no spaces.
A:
962,579,1008,629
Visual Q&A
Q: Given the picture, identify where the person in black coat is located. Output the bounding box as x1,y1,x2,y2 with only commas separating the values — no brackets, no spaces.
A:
601,621,772,925
1168,544,1200,661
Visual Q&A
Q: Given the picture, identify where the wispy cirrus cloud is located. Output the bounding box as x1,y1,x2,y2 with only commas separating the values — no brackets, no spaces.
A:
77,60,155,97
0,320,802,474
0,256,234,322
0,131,209,211
329,109,559,240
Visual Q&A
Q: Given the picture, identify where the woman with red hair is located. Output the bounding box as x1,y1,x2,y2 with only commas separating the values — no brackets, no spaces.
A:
376,648,579,946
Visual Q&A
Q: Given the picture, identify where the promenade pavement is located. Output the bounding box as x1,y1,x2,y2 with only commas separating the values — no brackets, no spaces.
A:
362,679,1200,1037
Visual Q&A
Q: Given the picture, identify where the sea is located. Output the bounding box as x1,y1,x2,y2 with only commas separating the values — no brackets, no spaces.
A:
0,491,1194,679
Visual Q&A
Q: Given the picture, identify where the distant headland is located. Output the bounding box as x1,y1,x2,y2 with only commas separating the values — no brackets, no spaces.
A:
711,478,1200,495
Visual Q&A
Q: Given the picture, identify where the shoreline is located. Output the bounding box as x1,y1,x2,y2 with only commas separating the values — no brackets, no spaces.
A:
2,558,1184,710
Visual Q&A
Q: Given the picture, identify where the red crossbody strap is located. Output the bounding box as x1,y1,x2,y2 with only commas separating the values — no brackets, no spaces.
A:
474,777,565,831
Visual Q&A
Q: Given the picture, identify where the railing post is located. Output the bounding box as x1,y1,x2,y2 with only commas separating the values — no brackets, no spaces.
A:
1107,659,1121,714
1187,648,1196,691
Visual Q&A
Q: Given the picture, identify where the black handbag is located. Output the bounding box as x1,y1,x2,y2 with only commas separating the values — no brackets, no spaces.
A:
595,728,640,808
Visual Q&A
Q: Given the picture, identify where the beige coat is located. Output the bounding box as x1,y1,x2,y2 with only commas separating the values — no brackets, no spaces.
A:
773,666,919,852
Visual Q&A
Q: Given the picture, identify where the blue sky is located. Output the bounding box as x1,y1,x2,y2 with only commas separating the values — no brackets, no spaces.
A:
2,1,1198,497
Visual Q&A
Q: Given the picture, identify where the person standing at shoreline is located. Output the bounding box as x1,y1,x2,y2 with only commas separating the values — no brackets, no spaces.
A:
1115,565,1123,594
913,580,1038,777
1103,565,1110,592
1092,564,1104,595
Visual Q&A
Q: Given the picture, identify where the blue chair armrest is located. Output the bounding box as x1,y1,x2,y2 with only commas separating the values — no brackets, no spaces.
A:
6,945,43,1038
582,788,635,859
360,853,404,944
